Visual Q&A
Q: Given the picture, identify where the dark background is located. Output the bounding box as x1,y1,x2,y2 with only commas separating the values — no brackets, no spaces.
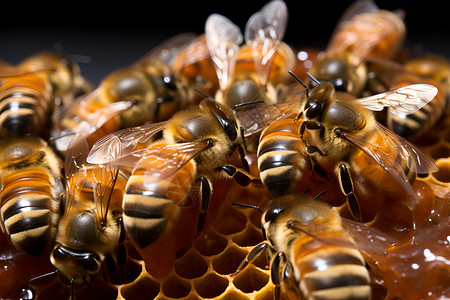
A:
1,0,448,85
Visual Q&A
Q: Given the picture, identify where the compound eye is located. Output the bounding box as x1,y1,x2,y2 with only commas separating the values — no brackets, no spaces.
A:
305,101,322,119
264,206,284,223
225,123,237,141
162,75,177,91
331,78,348,92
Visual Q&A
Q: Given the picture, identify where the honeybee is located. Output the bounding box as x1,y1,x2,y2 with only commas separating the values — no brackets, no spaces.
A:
0,136,64,257
308,0,406,97
50,33,204,154
50,133,129,290
0,52,91,138
380,55,450,140
86,98,257,277
17,51,92,104
294,74,438,221
235,193,395,300
205,0,295,108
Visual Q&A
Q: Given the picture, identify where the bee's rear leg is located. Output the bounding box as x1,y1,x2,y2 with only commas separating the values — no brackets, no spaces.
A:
337,163,361,221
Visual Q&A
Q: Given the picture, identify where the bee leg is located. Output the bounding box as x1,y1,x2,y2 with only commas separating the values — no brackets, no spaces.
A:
234,242,275,275
196,176,212,235
337,163,361,221
283,262,301,299
271,251,287,300
299,120,325,140
218,165,262,186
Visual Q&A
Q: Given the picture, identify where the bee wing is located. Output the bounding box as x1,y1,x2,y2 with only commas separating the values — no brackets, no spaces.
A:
244,0,288,86
338,123,437,197
235,99,300,137
357,84,438,115
123,141,211,185
64,134,90,212
134,33,198,66
341,218,398,255
205,13,243,90
0,65,55,78
86,122,168,165
333,0,378,28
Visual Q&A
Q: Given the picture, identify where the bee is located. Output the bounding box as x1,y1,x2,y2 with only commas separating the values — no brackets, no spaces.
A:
86,98,257,278
235,193,395,300
205,0,294,108
0,136,64,257
381,55,450,140
50,33,204,154
49,133,129,290
0,52,90,138
308,0,406,97
293,73,438,221
17,51,92,104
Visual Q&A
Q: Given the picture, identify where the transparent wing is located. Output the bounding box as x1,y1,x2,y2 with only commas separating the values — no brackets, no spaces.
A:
123,141,211,187
205,13,243,90
64,134,90,213
86,122,168,165
244,0,288,86
235,99,300,137
338,123,437,197
134,33,198,66
357,84,438,115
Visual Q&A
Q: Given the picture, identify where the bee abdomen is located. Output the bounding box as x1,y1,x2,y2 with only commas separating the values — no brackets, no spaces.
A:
0,80,49,137
258,127,306,197
298,247,371,300
123,173,187,249
1,172,59,256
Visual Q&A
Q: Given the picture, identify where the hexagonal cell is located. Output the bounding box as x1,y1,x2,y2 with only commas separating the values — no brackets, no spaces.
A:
233,266,270,294
232,224,264,247
430,144,450,160
193,272,229,298
161,274,191,298
433,159,450,183
120,275,160,300
213,205,247,235
212,245,247,275
216,290,250,300
174,250,208,279
194,231,228,256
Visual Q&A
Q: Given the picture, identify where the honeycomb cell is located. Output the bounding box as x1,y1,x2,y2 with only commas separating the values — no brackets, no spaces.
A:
233,266,270,294
213,205,247,235
433,159,450,183
232,224,264,247
161,274,191,298
120,275,160,300
194,231,228,256
212,245,247,275
193,272,229,298
175,250,208,279
430,144,450,160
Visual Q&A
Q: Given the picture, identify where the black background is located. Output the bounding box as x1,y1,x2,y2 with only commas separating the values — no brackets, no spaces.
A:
1,0,448,85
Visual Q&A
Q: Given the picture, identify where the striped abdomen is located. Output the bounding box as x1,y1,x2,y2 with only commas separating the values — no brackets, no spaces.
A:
123,158,196,249
1,166,61,257
387,82,446,141
293,233,370,300
0,75,51,138
257,118,308,197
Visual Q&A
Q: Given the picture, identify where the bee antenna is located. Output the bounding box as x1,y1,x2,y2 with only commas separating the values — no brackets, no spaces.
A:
313,189,328,199
194,88,213,99
231,100,265,111
83,276,99,298
231,202,263,214
48,132,77,143
288,70,309,97
29,269,59,282
306,72,321,86
70,277,76,300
